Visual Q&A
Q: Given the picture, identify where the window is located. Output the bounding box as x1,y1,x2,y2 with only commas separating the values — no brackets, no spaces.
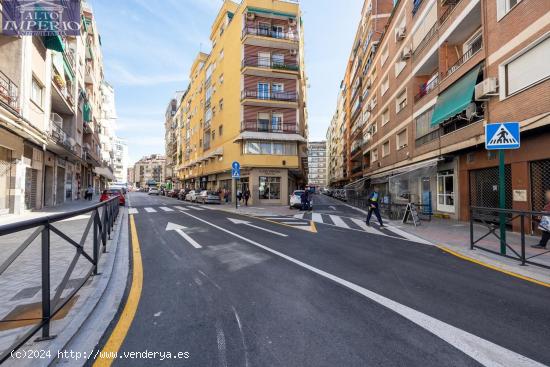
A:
272,113,283,132
501,35,549,96
31,77,43,107
258,52,271,67
272,82,284,93
396,89,407,113
272,53,284,66
259,176,281,200
219,125,223,136
371,67,377,82
370,121,378,135
395,60,406,77
219,49,224,59
497,0,522,20
381,44,389,66
211,131,215,141
382,140,390,157
219,74,224,85
381,75,389,95
219,99,224,111
244,141,297,155
381,108,390,125
258,112,270,131
371,148,378,162
397,129,407,149
258,82,269,99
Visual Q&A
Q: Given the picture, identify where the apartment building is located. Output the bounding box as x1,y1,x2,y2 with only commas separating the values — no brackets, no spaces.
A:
337,0,549,222
326,83,347,187
0,1,116,216
113,138,129,183
174,0,308,206
164,91,185,188
307,141,327,189
133,154,166,188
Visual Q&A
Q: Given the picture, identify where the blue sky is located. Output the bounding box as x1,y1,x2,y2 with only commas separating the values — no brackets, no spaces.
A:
89,0,362,164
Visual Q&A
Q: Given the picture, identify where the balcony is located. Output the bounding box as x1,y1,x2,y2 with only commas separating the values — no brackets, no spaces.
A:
48,115,80,159
241,120,297,134
414,73,441,103
443,37,482,78
0,70,19,112
52,73,75,114
241,89,298,108
242,26,298,50
242,56,299,78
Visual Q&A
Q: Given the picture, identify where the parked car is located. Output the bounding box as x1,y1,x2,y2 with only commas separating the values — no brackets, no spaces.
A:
102,188,126,206
178,189,190,200
196,190,221,204
185,190,198,202
289,190,313,209
167,188,180,198
148,187,160,195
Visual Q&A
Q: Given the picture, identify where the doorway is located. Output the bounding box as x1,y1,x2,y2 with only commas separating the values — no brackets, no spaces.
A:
56,167,65,205
437,170,455,213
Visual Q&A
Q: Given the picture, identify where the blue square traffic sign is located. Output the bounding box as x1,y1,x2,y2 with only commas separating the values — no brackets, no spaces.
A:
485,122,520,150
231,161,240,178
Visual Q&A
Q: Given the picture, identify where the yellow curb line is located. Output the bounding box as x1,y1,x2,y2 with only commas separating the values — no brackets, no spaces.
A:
94,215,143,366
436,245,550,288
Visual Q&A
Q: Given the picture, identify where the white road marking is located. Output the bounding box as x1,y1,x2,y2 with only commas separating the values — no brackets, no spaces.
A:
232,306,250,367
384,225,433,245
311,213,323,223
293,213,306,219
128,208,138,214
165,222,202,248
160,206,174,212
329,215,350,229
180,210,543,367
350,218,385,235
188,206,205,211
174,206,189,211
144,207,156,213
153,311,162,317
264,217,301,220
281,222,310,226
216,320,228,367
228,218,288,237
199,205,214,210
329,206,337,210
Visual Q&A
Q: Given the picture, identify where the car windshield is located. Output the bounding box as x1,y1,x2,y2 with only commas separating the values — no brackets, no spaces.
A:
107,190,121,195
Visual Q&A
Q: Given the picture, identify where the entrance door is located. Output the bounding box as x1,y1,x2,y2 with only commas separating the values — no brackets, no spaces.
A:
44,166,54,207
56,167,65,205
0,147,13,214
24,168,38,210
437,171,455,213
421,177,432,214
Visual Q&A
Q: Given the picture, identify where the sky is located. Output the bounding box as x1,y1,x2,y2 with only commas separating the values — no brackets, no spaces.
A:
89,0,363,164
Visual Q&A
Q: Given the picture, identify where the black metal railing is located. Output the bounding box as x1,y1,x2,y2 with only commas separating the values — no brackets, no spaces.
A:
439,0,463,25
413,21,439,57
470,206,550,269
241,89,297,102
242,56,299,72
444,37,482,78
241,120,297,133
0,70,19,112
242,26,298,42
0,197,120,362
414,73,441,103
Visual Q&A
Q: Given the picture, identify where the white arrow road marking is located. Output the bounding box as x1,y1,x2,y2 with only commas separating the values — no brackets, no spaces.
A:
329,206,337,210
181,210,544,367
128,208,138,214
160,206,174,212
165,222,202,248
144,207,156,213
227,218,288,237
174,206,189,211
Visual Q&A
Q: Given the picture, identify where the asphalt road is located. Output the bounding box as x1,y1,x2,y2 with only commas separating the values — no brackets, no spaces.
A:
109,192,550,367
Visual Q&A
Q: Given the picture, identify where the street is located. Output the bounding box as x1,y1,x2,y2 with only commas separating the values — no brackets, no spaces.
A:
105,192,550,367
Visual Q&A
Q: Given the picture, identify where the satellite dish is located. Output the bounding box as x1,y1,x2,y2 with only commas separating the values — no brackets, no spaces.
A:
465,102,477,120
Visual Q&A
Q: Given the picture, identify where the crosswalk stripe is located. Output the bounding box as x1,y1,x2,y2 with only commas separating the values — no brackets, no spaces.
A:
188,206,204,211
329,215,350,229
281,221,310,225
174,206,189,211
144,207,156,213
350,218,383,235
199,205,214,210
311,213,323,223
128,208,138,214
293,213,306,219
160,207,174,212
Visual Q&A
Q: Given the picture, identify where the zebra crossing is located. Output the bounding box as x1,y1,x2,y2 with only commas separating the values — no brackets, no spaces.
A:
128,204,210,215
294,212,396,237
248,214,315,232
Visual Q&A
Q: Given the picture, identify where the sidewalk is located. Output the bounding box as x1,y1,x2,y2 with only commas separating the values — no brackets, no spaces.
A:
0,200,128,366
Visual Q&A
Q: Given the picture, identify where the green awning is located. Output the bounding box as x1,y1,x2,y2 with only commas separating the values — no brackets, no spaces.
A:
431,64,482,126
247,7,296,19
43,35,65,52
83,102,92,122
63,61,74,82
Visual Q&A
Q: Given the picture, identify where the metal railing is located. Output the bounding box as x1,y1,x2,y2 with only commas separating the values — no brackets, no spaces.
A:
444,37,482,78
0,197,121,363
414,74,441,103
242,26,298,41
242,56,299,72
470,206,550,269
0,70,19,112
241,89,297,102
241,120,297,133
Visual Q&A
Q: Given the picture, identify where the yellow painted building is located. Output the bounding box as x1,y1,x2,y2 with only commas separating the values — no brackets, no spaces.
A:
176,0,308,205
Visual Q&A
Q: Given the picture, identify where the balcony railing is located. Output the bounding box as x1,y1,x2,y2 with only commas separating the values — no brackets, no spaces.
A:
414,73,441,103
439,0,463,25
242,26,298,42
241,89,297,102
242,56,299,72
0,70,19,111
444,37,482,78
413,0,424,14
241,120,297,134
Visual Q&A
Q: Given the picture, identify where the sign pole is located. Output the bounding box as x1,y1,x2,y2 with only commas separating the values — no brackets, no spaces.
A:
232,177,237,209
498,149,506,255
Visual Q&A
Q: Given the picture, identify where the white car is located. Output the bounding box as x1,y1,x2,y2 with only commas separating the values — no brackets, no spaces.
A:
148,187,159,195
185,190,198,202
290,190,313,209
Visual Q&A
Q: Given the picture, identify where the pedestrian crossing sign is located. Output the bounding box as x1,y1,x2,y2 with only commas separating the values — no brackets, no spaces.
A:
485,122,520,150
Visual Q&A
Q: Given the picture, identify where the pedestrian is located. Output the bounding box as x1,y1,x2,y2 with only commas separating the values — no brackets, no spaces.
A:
305,190,312,211
366,187,384,228
532,189,550,249
225,189,230,203
86,185,94,201
237,190,243,202
244,189,250,206
99,190,109,202
300,189,307,211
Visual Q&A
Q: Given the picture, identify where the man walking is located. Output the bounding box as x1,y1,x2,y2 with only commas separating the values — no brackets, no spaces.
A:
366,187,384,228
532,189,550,249
244,189,250,206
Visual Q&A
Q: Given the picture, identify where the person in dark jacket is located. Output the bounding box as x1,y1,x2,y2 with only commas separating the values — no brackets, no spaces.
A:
366,187,384,227
243,189,250,206
532,189,550,249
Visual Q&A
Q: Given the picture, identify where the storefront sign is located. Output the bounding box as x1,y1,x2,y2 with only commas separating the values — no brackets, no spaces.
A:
258,169,281,176
513,189,527,202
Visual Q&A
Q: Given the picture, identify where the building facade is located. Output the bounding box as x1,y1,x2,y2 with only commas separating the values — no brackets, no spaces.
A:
173,0,308,206
307,141,327,189
326,83,347,187
164,91,185,188
0,0,117,216
133,154,166,188
113,138,128,183
333,0,549,225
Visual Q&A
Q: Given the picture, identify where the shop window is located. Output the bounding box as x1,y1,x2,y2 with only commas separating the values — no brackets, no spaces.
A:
259,176,281,200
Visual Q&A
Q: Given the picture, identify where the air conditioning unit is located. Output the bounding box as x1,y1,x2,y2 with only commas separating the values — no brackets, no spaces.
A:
475,77,499,101
50,112,63,127
395,26,406,41
246,12,255,20
289,18,297,26
290,49,297,56
401,46,412,60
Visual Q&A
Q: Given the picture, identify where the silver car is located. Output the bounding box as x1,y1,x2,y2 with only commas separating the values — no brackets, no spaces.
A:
196,190,221,204
185,190,198,202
